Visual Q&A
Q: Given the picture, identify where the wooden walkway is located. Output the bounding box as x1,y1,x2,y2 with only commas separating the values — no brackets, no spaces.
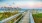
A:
18,11,29,23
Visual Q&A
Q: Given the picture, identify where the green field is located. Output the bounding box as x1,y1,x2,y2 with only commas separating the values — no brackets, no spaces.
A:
32,13,42,23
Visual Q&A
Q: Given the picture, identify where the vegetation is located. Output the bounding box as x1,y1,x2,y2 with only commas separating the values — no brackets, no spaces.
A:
7,14,22,23
32,13,42,23
0,11,18,21
0,8,23,23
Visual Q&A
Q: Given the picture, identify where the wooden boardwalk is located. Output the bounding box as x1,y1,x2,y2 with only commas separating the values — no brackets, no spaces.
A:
18,11,29,23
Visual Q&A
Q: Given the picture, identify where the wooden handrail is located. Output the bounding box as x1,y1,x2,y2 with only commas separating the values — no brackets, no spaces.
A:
1,13,22,23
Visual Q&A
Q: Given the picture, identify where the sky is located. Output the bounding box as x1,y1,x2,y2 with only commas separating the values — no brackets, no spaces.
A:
0,0,42,9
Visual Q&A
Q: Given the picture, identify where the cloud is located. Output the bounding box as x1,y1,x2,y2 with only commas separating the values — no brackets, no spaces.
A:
14,1,42,8
0,1,42,9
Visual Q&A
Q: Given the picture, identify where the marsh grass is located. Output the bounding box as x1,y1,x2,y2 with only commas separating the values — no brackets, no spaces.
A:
32,13,42,23
0,11,18,21
7,13,22,23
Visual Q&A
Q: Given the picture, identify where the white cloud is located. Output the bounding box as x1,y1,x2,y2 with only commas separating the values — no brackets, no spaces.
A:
0,1,42,9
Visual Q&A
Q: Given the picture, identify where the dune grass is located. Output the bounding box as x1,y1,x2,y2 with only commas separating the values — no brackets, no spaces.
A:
0,11,18,21
32,13,42,23
6,13,22,23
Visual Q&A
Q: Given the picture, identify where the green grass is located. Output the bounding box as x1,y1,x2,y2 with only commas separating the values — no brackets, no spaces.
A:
32,13,42,18
32,13,42,23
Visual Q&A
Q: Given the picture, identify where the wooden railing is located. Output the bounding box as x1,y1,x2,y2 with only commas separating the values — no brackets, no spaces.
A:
0,11,26,23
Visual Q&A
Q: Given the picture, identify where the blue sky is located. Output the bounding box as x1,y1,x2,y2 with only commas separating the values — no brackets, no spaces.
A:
0,0,42,6
0,0,42,9
0,0,42,2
